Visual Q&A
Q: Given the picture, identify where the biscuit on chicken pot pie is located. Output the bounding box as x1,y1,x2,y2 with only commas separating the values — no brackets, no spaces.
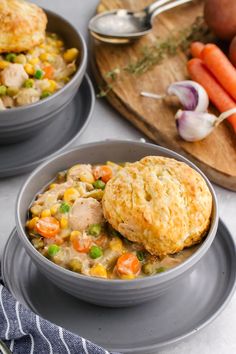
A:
0,0,47,53
102,156,213,257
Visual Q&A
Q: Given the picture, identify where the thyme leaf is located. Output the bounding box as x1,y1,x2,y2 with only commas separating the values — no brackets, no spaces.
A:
97,17,214,97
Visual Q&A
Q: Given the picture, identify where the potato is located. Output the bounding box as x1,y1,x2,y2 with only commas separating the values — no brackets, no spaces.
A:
229,36,236,67
204,0,236,41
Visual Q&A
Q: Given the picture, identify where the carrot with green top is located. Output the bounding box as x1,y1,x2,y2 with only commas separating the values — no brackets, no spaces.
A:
202,43,236,101
190,42,205,58
187,58,236,133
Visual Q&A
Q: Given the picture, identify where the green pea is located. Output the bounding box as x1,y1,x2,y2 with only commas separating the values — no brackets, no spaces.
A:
5,53,17,62
93,180,106,190
0,85,7,96
156,267,166,274
142,263,153,275
137,251,145,261
24,79,34,88
41,91,51,99
89,245,103,259
34,69,44,79
59,202,70,213
88,223,102,237
48,244,60,257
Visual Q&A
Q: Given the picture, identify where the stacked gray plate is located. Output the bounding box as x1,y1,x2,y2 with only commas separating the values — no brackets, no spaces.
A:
2,221,236,353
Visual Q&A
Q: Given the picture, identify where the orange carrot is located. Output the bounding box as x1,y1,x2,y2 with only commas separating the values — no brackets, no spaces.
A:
190,42,205,58
71,234,92,253
93,165,113,183
43,65,54,79
36,217,60,238
117,253,141,277
202,43,236,101
187,58,236,133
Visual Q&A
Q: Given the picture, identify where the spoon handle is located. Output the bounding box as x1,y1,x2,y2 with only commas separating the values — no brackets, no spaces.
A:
150,0,193,19
146,0,179,15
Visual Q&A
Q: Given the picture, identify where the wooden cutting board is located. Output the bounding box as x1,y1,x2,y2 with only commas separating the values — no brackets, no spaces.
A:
91,0,236,191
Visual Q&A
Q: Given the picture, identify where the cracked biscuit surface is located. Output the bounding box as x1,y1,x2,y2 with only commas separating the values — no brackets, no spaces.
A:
102,156,212,256
0,0,47,53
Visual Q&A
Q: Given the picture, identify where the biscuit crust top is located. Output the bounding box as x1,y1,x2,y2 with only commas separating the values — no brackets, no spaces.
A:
102,156,213,256
0,0,47,53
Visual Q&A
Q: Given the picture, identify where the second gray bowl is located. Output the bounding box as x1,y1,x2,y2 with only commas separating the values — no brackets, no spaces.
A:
0,9,87,144
16,141,219,307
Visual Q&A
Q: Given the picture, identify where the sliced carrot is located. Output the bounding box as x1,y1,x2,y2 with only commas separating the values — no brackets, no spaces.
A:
202,43,236,102
93,165,113,183
43,65,54,79
117,253,141,276
71,235,92,253
95,234,108,248
190,42,205,59
187,58,236,133
35,217,60,238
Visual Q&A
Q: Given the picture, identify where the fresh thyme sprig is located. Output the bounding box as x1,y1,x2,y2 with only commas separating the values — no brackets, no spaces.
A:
125,17,213,75
97,17,214,97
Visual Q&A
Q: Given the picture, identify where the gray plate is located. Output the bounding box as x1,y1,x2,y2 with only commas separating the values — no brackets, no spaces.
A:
2,221,236,354
0,74,94,178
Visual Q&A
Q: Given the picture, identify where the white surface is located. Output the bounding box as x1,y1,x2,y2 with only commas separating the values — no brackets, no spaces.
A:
0,1,235,353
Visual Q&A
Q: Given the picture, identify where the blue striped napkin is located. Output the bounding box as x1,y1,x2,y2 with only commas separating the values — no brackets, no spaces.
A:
0,285,121,354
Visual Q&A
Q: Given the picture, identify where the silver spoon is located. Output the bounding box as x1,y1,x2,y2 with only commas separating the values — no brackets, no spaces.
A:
89,0,193,43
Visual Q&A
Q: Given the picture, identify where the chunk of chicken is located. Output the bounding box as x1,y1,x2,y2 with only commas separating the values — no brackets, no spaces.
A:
2,96,14,108
33,181,73,209
55,62,76,81
67,164,95,184
69,197,104,231
0,98,6,110
16,88,40,106
1,64,28,88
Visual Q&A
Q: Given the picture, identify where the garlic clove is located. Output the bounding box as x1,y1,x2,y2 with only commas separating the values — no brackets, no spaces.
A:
167,80,209,112
175,110,216,142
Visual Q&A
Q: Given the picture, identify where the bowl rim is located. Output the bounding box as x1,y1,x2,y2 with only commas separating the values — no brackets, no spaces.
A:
0,8,87,115
16,140,219,285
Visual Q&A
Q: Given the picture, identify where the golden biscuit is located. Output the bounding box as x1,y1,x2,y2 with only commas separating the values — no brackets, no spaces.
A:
0,0,47,53
102,156,212,256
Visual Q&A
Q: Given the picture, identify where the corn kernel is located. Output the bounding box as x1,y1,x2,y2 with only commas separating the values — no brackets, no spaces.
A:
109,237,123,252
64,188,79,203
26,217,39,229
40,53,52,62
30,205,42,216
56,40,64,48
90,264,107,278
24,63,34,76
70,230,81,241
41,209,51,218
49,183,57,189
29,58,40,65
50,204,59,216
120,274,136,280
14,54,27,65
47,80,57,93
63,48,79,62
0,61,9,69
60,216,68,229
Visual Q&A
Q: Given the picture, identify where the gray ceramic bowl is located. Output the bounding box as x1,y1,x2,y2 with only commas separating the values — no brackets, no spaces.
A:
0,10,87,145
16,141,219,307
